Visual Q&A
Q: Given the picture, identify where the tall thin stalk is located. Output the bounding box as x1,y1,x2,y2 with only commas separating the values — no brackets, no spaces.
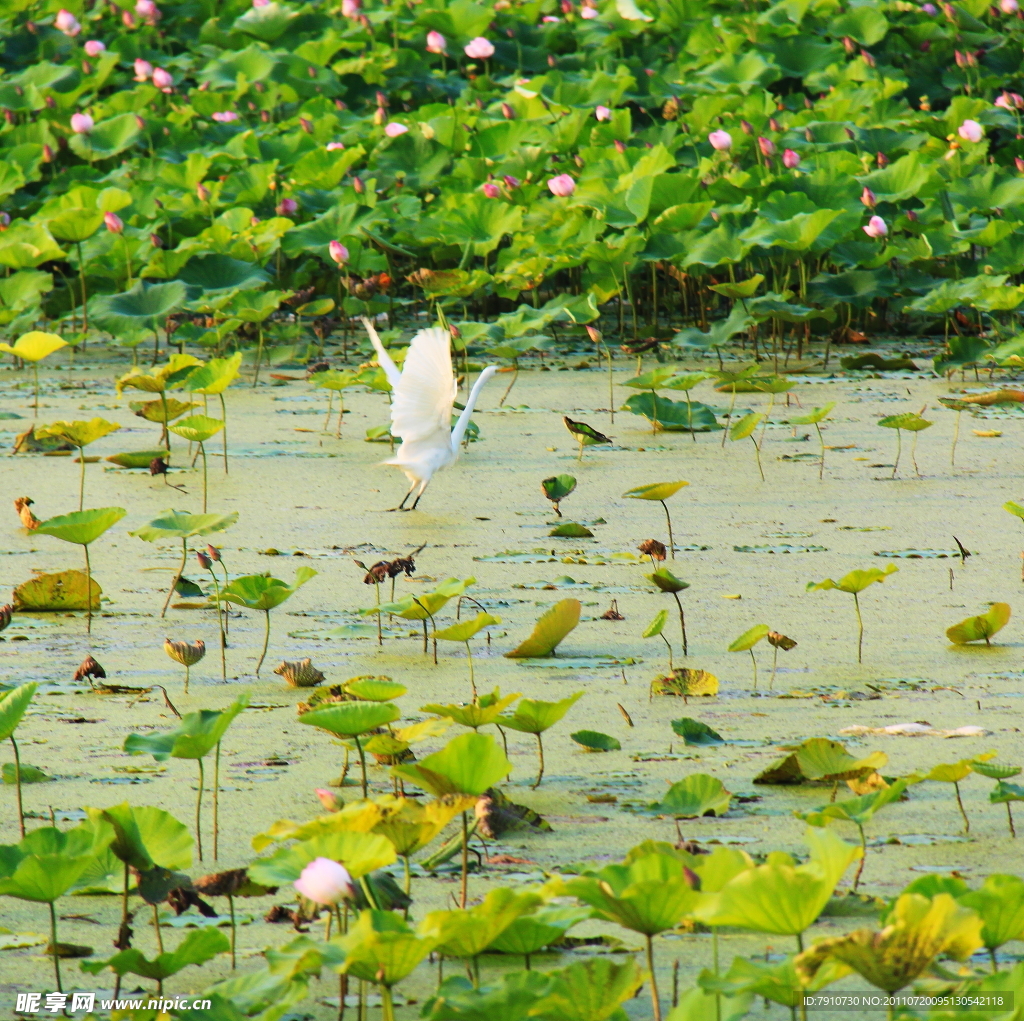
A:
255,609,271,675
83,543,93,634
10,735,24,837
195,757,205,861
646,934,662,1021
161,538,188,619
218,393,229,473
671,592,688,656
49,901,62,992
213,741,220,860
531,733,545,789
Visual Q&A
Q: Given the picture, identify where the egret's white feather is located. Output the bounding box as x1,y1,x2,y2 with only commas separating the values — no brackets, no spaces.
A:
390,327,457,444
361,316,403,390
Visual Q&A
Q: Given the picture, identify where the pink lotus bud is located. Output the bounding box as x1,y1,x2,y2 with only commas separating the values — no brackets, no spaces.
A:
758,136,775,156
996,93,1013,109
740,120,754,135
1002,0,1018,11
547,173,575,197
595,105,611,121
842,35,856,53
426,29,446,53
84,40,105,56
708,129,732,151
135,0,159,19
315,789,342,812
922,1,937,10
501,102,515,120
562,0,573,11
580,4,598,15
121,9,136,27
542,15,561,21
375,91,388,108
876,151,889,167
152,67,173,92
1012,93,1024,109
613,138,625,153
277,197,298,215
860,48,876,67
585,325,601,343
482,182,501,197
70,112,93,134
328,240,348,265
250,217,260,226
906,209,918,222
782,149,800,169
860,187,876,208
352,176,364,194
293,857,354,905
197,551,212,570
863,215,887,238
341,0,360,16
326,140,344,150
55,9,81,36
299,117,313,134
1016,157,1024,172
133,58,152,81
212,110,239,123
206,544,222,562
104,212,124,234
42,143,54,162
503,174,520,188
384,121,409,137
150,232,163,247
959,119,984,142
196,182,210,201
464,36,495,59
769,117,781,132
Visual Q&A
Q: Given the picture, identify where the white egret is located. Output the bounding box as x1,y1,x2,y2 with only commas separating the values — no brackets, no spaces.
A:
362,318,498,511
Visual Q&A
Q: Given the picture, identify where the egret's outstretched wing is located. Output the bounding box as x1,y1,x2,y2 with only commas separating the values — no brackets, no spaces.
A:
361,317,403,390
391,327,456,442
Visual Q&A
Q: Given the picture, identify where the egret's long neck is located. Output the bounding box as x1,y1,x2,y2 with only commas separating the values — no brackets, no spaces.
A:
450,367,496,453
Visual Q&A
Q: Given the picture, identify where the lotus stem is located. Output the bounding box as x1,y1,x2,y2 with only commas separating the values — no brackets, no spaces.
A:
196,757,204,861
954,781,970,833
120,861,129,951
77,444,86,510
184,663,190,694
76,240,88,335
713,927,721,1021
460,811,469,908
213,741,220,861
228,892,236,969
815,422,825,480
324,390,333,431
750,436,765,481
532,732,545,789
951,410,960,468
498,365,518,406
159,391,170,448
606,345,614,424
49,901,62,992
750,648,758,690
853,592,863,664
380,985,395,1021
853,823,866,892
374,582,382,647
465,641,476,702
33,362,39,417
660,500,675,559
336,395,344,439
911,431,921,477
891,428,901,479
206,568,227,681
1008,801,1016,838
990,947,999,974
253,325,264,388
403,855,411,897
354,734,368,799
153,901,163,954
721,388,737,448
10,736,24,838
199,442,208,512
218,393,229,474
770,645,779,690
420,816,478,871
671,591,688,656
646,934,662,1021
359,874,379,910
161,538,188,619
660,633,673,671
84,542,93,634
255,608,271,675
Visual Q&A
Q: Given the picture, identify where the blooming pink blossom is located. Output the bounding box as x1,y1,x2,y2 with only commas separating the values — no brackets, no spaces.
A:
580,4,599,15
758,136,776,157
84,40,105,56
55,9,81,35
326,141,345,151
277,198,298,215
135,0,160,20
294,857,354,906
152,67,173,92
996,93,1013,109
708,129,732,151
464,37,495,59
384,121,409,137
482,182,501,198
329,240,348,265
1002,0,1018,12
426,30,446,53
547,173,576,197
103,212,124,234
253,0,270,6
341,0,360,16
958,119,984,142
70,112,93,134
211,111,239,123
595,105,611,121
863,215,887,238
133,58,152,81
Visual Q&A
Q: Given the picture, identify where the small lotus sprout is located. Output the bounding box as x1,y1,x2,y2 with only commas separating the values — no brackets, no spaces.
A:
729,411,765,481
541,474,577,517
918,752,996,834
168,415,224,512
164,638,206,693
788,402,836,479
623,481,688,558
878,410,932,478
432,612,501,702
498,691,583,788
807,565,898,663
563,415,611,461
0,682,37,837
643,608,673,670
33,419,121,509
647,568,690,656
728,624,769,689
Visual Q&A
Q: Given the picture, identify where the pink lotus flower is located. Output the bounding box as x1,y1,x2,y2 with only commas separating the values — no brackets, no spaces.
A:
103,212,124,234
384,121,409,137
503,175,520,188
329,240,348,265
922,1,937,10
860,187,876,208
501,102,515,120
135,114,145,129
341,0,360,16
42,143,54,163
758,136,776,157
277,198,298,215
580,4,599,15
863,215,887,238
211,111,239,123
294,857,354,906
135,0,160,19
315,789,341,812
133,58,152,81
595,105,611,121
1002,0,1018,11
426,30,447,53
326,141,345,151
482,182,501,197
708,129,732,151
547,173,575,197
253,0,270,6
121,9,136,27
84,40,105,56
996,93,1013,109
542,15,561,21
958,119,984,142
464,36,495,59
152,67,173,92
55,9,81,36
70,112,94,134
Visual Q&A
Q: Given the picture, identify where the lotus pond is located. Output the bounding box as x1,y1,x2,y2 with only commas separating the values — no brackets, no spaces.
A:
8,0,1024,1017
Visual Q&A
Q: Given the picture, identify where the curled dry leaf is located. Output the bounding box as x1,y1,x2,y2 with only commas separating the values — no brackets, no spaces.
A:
14,497,39,530
638,538,667,561
475,787,552,838
164,638,206,667
600,600,624,620
193,868,276,898
273,658,326,688
73,655,106,683
0,603,12,633
767,631,798,651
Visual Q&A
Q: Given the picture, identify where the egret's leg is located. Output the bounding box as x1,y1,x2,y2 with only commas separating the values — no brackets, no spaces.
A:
408,479,430,510
389,482,417,512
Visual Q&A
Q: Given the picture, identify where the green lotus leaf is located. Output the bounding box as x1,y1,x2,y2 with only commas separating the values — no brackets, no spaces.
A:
0,683,37,742
183,353,243,395
105,449,170,468
789,403,836,426
309,369,359,392
922,752,996,785
972,761,1022,780
650,668,718,698
0,821,113,903
548,522,593,537
68,113,143,161
299,701,400,738
0,331,66,362
499,692,583,736
709,276,764,300
807,564,898,594
651,773,732,818
248,830,396,885
622,367,680,391
422,690,521,730
81,926,228,981
990,780,1024,804
624,393,721,432
218,567,316,611
643,609,669,638
95,281,188,333
366,577,475,620
124,695,248,762
344,677,407,702
623,481,689,502
420,971,552,1021
47,208,103,243
729,412,763,441
296,298,335,317
393,732,511,797
728,624,769,652
959,875,1024,951
131,510,238,542
86,803,193,872
424,887,544,960
541,474,577,504
1,763,49,785
797,779,908,829
335,909,437,987
570,730,621,752
946,603,1010,645
34,418,120,449
878,412,932,432
531,957,645,1021
504,598,580,658
12,570,99,611
434,612,502,643
663,370,715,392
130,398,198,424
168,414,225,444
647,568,689,594
488,905,591,956
34,507,125,546
670,718,724,746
